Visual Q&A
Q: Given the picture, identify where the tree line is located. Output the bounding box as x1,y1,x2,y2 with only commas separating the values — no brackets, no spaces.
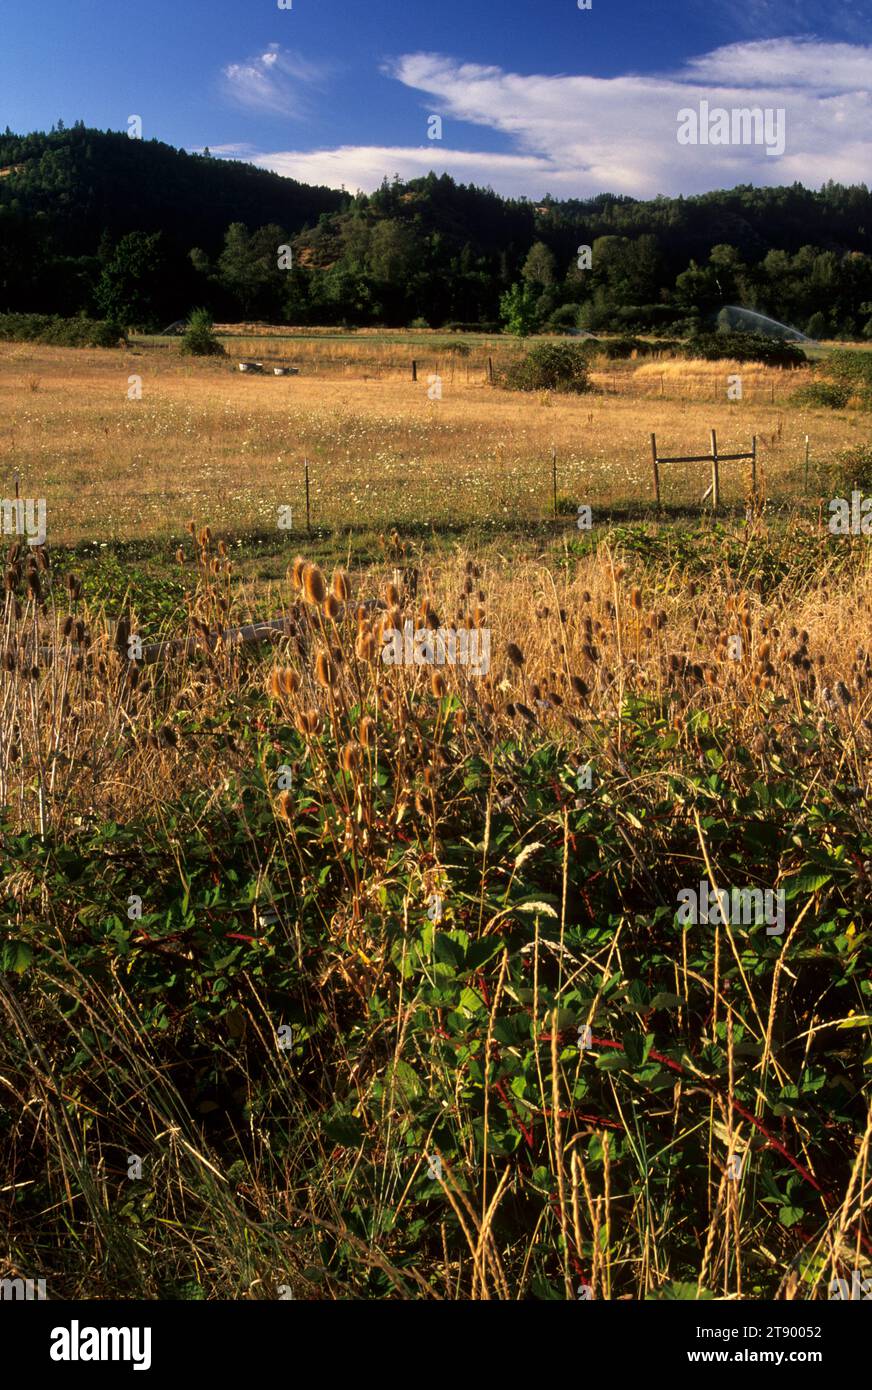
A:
1,126,871,337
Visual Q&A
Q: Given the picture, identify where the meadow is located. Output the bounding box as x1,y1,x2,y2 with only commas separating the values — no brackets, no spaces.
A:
0,333,869,1301
1,334,867,547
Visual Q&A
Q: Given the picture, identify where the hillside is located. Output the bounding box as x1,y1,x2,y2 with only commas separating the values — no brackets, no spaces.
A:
1,125,871,334
0,125,344,253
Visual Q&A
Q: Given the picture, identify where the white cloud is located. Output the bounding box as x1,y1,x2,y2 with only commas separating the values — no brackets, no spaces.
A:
222,44,327,118
226,38,872,198
248,144,561,193
682,37,872,91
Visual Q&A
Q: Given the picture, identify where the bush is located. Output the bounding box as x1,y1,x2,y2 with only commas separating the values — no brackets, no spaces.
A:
824,350,872,392
789,382,851,409
599,336,661,361
501,343,592,393
0,312,125,348
801,350,872,409
683,332,806,368
179,309,226,357
545,304,582,332
820,444,872,496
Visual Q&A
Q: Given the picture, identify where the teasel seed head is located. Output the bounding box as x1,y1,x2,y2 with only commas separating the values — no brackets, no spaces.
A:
431,670,446,698
281,667,300,696
315,651,336,687
332,569,350,602
340,742,360,773
323,592,341,621
358,715,375,747
506,642,525,668
291,555,306,590
356,631,376,662
296,709,320,736
303,564,327,606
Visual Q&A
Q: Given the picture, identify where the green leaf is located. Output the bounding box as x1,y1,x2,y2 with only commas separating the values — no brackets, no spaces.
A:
783,872,832,900
778,1205,804,1227
1,941,33,974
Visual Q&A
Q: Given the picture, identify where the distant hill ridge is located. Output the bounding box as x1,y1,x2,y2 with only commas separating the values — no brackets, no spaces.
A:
0,125,344,254
1,125,870,333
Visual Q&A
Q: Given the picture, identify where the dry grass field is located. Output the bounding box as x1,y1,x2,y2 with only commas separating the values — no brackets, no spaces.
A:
1,332,870,1302
1,338,867,545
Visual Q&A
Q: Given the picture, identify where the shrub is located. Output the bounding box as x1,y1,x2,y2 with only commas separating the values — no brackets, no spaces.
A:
802,350,872,409
789,382,851,409
824,350,872,392
0,312,125,348
682,332,806,368
501,342,592,393
820,444,872,496
180,309,227,357
545,304,582,332
600,336,661,360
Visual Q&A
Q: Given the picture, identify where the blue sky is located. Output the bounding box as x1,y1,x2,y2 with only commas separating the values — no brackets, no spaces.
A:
2,0,870,197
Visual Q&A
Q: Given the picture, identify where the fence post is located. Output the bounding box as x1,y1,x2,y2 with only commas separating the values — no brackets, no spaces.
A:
804,434,810,493
710,428,720,513
751,435,757,504
304,458,311,535
551,445,558,519
651,433,661,509
411,359,417,382
487,356,494,385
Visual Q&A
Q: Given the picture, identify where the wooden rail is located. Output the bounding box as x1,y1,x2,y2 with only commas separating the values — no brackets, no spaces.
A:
651,430,757,512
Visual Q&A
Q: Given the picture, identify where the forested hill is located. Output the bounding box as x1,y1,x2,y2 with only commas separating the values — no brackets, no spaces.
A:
1,124,871,336
0,126,344,252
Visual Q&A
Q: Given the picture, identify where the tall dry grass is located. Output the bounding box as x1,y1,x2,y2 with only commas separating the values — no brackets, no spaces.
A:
1,520,869,1298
